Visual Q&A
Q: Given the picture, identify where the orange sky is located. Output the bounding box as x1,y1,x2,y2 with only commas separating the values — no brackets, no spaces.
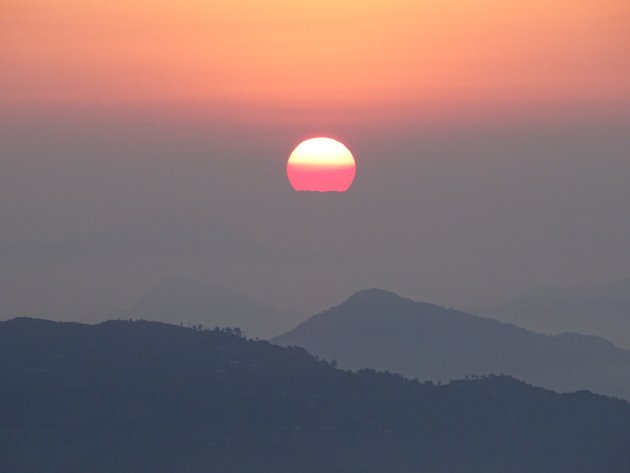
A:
2,0,629,122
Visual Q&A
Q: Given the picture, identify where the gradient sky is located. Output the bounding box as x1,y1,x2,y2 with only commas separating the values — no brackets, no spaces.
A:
1,0,629,324
3,0,629,120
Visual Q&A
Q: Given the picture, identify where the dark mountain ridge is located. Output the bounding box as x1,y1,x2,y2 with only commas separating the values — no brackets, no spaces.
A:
1,317,629,472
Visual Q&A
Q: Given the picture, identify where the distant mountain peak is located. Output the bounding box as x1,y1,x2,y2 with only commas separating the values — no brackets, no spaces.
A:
345,288,411,305
274,288,630,400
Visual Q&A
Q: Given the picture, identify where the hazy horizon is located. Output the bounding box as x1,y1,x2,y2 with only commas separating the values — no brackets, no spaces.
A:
2,112,630,316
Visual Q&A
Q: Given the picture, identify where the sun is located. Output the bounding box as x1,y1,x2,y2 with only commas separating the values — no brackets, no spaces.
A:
287,137,356,192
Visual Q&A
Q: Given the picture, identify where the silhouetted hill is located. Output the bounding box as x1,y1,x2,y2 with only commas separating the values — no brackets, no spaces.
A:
1,317,629,472
93,276,303,339
476,279,630,349
274,289,630,399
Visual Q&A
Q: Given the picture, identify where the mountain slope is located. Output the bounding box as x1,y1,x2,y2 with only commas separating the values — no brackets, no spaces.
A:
1,317,629,472
477,279,630,349
274,289,630,399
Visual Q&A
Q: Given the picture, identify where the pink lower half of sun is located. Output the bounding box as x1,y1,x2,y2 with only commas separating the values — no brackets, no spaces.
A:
287,162,356,192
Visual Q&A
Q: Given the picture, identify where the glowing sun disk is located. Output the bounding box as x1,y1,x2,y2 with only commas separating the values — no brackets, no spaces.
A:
287,137,356,192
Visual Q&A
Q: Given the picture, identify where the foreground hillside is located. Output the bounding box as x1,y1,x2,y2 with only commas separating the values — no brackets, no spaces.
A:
274,289,630,399
1,318,629,472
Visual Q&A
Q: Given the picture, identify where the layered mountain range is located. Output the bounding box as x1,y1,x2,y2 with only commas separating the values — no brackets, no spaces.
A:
1,317,629,472
275,289,630,399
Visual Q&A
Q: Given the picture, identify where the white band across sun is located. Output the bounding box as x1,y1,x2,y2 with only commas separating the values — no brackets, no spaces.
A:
288,137,355,168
